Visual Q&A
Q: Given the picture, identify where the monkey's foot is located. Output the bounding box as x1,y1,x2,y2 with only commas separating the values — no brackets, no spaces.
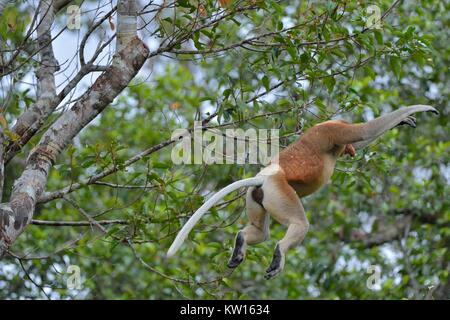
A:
227,232,245,269
397,116,416,128
264,245,284,280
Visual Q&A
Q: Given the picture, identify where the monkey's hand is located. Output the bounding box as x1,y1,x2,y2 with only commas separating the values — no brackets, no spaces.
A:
396,115,417,128
344,144,356,157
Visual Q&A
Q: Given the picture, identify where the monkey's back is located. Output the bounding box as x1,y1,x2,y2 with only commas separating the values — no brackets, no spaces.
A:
273,128,336,197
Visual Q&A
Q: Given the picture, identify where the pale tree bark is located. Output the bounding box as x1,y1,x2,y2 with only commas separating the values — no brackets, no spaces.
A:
117,0,137,51
7,0,59,161
0,0,148,257
0,126,4,201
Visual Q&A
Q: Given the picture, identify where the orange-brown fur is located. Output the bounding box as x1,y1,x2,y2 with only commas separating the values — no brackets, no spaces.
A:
229,106,437,278
231,120,362,278
168,105,438,279
273,120,358,197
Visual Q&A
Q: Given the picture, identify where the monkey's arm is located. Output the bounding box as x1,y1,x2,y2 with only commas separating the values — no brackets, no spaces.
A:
353,105,438,150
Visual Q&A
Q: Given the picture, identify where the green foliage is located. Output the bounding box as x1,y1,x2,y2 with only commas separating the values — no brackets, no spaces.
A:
0,0,448,299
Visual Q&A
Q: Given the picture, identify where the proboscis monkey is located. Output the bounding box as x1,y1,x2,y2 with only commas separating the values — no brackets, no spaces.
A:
167,105,438,279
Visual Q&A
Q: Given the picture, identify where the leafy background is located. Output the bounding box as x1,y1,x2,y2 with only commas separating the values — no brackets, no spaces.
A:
0,0,448,299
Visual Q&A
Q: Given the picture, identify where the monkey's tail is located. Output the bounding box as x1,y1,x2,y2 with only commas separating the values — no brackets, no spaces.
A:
167,176,265,257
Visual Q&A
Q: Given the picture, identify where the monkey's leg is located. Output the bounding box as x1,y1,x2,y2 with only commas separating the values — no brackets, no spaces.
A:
228,187,269,269
261,173,309,279
265,223,308,279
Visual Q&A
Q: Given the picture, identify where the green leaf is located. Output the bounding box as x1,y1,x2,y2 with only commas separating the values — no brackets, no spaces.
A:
223,88,232,99
153,162,170,169
262,75,270,91
300,52,309,64
389,56,402,80
374,30,383,45
286,45,297,60
365,66,376,80
323,77,336,93
315,99,327,113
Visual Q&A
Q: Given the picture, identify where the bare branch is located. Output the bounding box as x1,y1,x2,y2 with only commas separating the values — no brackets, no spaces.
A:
54,0,73,12
38,137,177,203
0,126,4,200
6,6,118,163
6,233,86,260
340,208,442,248
92,181,157,189
117,0,137,51
80,5,117,66
0,34,149,256
31,219,128,226
6,0,59,160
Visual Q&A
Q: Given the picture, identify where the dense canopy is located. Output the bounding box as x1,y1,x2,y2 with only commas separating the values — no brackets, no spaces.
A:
0,0,448,299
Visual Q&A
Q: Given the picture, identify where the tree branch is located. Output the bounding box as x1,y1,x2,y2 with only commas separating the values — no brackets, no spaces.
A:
7,0,59,160
5,5,118,163
0,125,4,200
0,0,149,257
340,209,442,248
31,219,128,226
